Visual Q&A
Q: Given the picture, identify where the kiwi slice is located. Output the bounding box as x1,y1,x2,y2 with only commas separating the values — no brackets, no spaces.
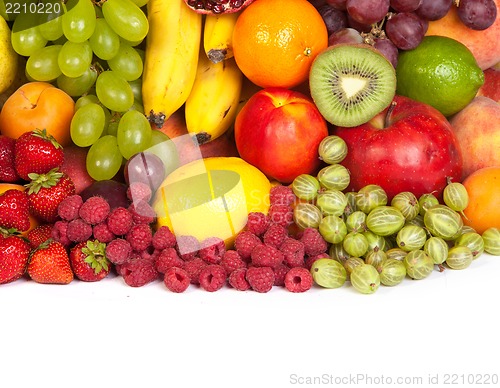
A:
309,44,396,127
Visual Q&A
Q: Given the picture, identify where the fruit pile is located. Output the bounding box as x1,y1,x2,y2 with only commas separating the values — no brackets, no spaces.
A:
0,0,499,294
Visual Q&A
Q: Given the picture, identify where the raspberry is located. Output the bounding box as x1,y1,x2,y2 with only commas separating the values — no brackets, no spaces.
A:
245,212,270,236
228,268,250,291
304,253,330,270
198,264,226,292
128,200,156,225
269,185,296,206
151,226,177,250
163,266,190,293
273,264,290,287
299,227,328,256
127,181,152,203
105,238,132,265
51,220,71,247
250,244,284,269
198,236,226,264
106,207,134,236
262,223,288,249
66,218,93,243
220,250,246,275
126,223,153,252
268,204,294,228
245,266,275,293
92,222,115,243
280,238,305,268
155,247,184,273
27,224,53,249
120,257,159,287
284,267,313,293
57,194,83,221
79,195,110,225
175,235,200,261
234,231,261,262
184,257,207,285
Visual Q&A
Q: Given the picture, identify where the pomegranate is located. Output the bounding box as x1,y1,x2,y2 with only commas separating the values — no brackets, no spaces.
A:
184,0,255,14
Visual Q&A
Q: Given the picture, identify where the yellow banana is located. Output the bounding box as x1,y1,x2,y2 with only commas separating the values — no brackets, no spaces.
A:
185,51,243,144
142,0,202,128
203,11,240,64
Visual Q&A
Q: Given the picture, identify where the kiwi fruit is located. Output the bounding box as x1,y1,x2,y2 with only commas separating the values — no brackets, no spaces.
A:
309,44,397,127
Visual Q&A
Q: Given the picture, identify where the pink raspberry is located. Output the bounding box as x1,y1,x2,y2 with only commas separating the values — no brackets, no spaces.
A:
245,212,270,236
163,266,190,293
250,244,284,269
57,194,83,221
245,266,275,293
234,231,261,262
304,253,330,270
66,218,93,243
155,247,184,273
262,223,288,249
184,257,207,285
273,264,290,287
107,207,134,236
152,226,177,250
105,238,132,265
92,222,115,243
280,238,305,268
284,267,313,293
198,236,226,264
228,268,250,291
126,223,153,252
51,220,71,247
268,204,294,228
175,235,200,261
220,250,246,275
127,181,152,203
79,195,110,225
128,200,156,225
269,185,296,206
120,257,159,287
299,228,328,256
198,264,226,292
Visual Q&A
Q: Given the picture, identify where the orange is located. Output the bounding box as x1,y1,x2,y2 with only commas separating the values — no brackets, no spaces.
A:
461,166,500,234
232,0,328,89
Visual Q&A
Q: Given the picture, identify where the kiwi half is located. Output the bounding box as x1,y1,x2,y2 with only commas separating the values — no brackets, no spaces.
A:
309,44,396,127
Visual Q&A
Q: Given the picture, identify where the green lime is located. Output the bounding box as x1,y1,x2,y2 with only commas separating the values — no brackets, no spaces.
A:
396,36,484,117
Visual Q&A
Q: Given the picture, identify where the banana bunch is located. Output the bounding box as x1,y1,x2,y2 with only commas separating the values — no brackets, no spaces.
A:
203,12,240,64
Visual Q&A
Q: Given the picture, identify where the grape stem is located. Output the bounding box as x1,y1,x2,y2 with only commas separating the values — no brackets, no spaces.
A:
384,101,397,128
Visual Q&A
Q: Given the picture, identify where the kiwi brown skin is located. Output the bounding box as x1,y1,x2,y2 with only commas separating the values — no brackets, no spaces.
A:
309,43,397,128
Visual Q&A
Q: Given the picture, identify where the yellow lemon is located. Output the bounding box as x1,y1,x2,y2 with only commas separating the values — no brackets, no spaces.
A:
152,157,270,247
0,16,19,94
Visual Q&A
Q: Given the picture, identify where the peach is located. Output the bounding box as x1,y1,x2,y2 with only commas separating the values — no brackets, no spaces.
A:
476,66,500,103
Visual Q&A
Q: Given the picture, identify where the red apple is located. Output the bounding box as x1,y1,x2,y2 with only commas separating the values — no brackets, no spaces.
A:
234,87,329,183
333,95,463,200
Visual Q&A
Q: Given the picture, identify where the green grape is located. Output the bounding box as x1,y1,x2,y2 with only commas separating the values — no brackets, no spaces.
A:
344,191,358,215
365,248,387,268
385,247,408,261
350,264,380,294
317,135,348,164
355,184,388,214
329,243,350,264
58,40,93,78
443,180,469,213
345,210,367,233
343,257,364,278
86,135,123,181
129,78,143,103
70,103,106,147
319,215,347,244
119,35,143,48
291,174,320,201
148,130,181,177
57,65,98,97
446,246,473,270
11,12,48,56
310,258,347,289
366,206,405,237
130,0,149,7
418,193,439,216
293,203,323,229
26,45,62,82
75,94,100,110
396,225,427,252
403,250,434,280
116,110,152,159
127,100,144,114
107,43,143,81
317,164,350,191
37,0,64,41
343,231,369,258
316,189,347,217
391,191,419,221
362,230,386,253
423,236,448,265
62,0,96,42
94,3,104,18
96,70,134,112
102,0,149,42
89,18,120,60
424,204,463,240
482,227,500,256
379,258,406,286
454,232,484,260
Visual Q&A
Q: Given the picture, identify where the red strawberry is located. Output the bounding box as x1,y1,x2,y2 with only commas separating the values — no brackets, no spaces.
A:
0,229,32,284
26,224,54,249
0,189,31,232
14,129,64,181
26,169,76,223
0,135,20,182
70,239,111,282
27,240,73,284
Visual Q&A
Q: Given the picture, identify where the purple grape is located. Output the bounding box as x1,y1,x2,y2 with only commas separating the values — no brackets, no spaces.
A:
328,27,364,46
309,0,328,8
385,12,425,50
374,37,399,68
390,0,422,13
80,180,130,210
318,4,348,35
124,151,166,192
346,0,390,25
326,0,347,10
347,13,373,32
415,0,452,21
457,0,497,30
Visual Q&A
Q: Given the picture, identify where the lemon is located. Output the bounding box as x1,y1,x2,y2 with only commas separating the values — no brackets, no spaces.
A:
0,17,19,94
152,156,271,247
396,36,484,117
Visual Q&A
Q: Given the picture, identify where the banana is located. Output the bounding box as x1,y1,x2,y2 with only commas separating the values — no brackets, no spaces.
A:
185,50,243,144
142,0,202,128
203,11,240,64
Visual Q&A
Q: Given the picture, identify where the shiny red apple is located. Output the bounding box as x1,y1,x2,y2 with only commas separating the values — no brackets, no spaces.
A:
333,95,463,200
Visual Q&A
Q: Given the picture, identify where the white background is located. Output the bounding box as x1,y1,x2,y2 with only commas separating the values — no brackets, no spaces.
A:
1,253,499,388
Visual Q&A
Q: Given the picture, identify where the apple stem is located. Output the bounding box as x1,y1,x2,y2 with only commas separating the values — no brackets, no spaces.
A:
384,101,397,128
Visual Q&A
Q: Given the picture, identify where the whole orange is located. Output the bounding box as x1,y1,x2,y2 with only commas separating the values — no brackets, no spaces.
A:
461,166,500,234
232,0,328,89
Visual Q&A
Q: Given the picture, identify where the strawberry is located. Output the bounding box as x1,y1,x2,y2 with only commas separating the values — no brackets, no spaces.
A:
27,240,73,284
0,189,31,232
70,239,111,282
14,129,64,181
26,224,54,249
0,229,32,284
0,135,20,183
26,169,76,223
